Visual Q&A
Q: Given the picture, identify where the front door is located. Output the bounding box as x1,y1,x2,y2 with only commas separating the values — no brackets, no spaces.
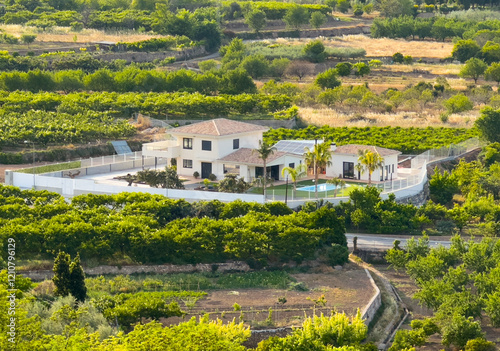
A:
201,162,212,179
270,165,280,180
343,162,354,179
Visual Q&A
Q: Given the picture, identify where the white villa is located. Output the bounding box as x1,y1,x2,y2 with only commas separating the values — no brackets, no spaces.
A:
328,145,401,182
142,118,401,182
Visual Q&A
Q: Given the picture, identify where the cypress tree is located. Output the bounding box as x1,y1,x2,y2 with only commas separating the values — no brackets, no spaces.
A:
69,254,87,302
52,251,71,297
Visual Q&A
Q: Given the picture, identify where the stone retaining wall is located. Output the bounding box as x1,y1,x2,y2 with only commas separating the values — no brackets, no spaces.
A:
93,46,207,63
19,261,251,281
361,268,382,325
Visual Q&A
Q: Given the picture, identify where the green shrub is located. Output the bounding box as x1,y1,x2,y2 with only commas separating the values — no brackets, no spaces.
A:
392,52,404,63
304,40,327,63
315,68,341,89
326,244,349,266
443,94,473,113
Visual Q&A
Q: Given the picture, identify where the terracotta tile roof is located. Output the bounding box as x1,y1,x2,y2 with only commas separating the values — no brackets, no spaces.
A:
334,144,401,156
169,118,268,136
218,148,289,165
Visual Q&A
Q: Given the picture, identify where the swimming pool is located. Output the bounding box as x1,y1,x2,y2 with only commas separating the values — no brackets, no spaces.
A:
297,183,349,192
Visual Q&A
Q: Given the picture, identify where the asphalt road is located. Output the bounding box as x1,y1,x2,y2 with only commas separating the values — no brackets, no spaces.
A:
345,233,452,250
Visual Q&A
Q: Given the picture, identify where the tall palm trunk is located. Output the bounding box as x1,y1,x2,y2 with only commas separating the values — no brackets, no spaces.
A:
314,159,318,199
263,160,267,198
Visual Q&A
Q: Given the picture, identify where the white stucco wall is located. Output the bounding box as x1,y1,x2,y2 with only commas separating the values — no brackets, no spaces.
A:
326,154,399,181
174,131,264,179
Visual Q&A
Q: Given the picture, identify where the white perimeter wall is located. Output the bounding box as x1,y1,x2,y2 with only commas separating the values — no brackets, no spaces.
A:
7,171,265,203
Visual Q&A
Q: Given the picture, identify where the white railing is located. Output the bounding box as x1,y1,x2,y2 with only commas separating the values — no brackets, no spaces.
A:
264,164,427,204
411,137,482,169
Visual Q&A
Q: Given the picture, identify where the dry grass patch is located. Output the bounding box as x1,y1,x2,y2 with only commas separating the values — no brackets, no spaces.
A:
342,76,471,93
381,63,461,76
325,35,453,58
271,35,453,59
299,107,478,128
0,24,165,43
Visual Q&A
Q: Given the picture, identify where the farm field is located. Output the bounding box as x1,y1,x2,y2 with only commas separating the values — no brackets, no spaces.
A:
2,1,500,350
160,267,373,327
0,24,165,45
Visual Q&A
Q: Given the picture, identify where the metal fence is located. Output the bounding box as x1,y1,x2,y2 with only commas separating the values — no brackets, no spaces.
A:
80,151,145,167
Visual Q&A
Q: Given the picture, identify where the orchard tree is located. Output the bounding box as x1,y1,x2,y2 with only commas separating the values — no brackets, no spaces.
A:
363,3,374,14
269,58,290,78
379,0,414,17
335,62,352,77
392,52,404,63
303,40,327,63
353,62,370,77
198,60,217,73
459,58,487,84
220,38,246,66
283,5,309,30
451,39,480,63
485,63,500,86
481,41,500,65
315,68,341,89
220,68,257,94
353,7,364,17
475,107,500,143
285,60,314,80
429,168,458,205
245,9,266,33
20,34,36,49
84,69,115,91
325,0,337,11
443,94,473,114
309,11,327,29
441,315,484,350
336,0,350,13
240,55,269,79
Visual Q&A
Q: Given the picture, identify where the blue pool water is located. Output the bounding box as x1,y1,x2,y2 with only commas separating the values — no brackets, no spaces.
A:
297,183,347,192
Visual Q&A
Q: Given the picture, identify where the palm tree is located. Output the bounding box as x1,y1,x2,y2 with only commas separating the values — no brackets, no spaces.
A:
357,149,384,185
327,177,346,197
304,142,332,199
252,140,276,198
281,163,306,191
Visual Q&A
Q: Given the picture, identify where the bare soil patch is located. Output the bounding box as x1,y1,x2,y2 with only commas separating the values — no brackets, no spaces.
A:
162,264,375,328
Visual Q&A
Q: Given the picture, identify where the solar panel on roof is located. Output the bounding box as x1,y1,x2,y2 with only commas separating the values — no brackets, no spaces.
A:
110,141,133,154
273,140,324,155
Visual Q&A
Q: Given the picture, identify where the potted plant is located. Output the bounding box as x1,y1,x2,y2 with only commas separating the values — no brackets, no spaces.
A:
193,171,200,179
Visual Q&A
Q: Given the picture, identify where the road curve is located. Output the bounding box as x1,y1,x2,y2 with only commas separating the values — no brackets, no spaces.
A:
345,233,452,250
